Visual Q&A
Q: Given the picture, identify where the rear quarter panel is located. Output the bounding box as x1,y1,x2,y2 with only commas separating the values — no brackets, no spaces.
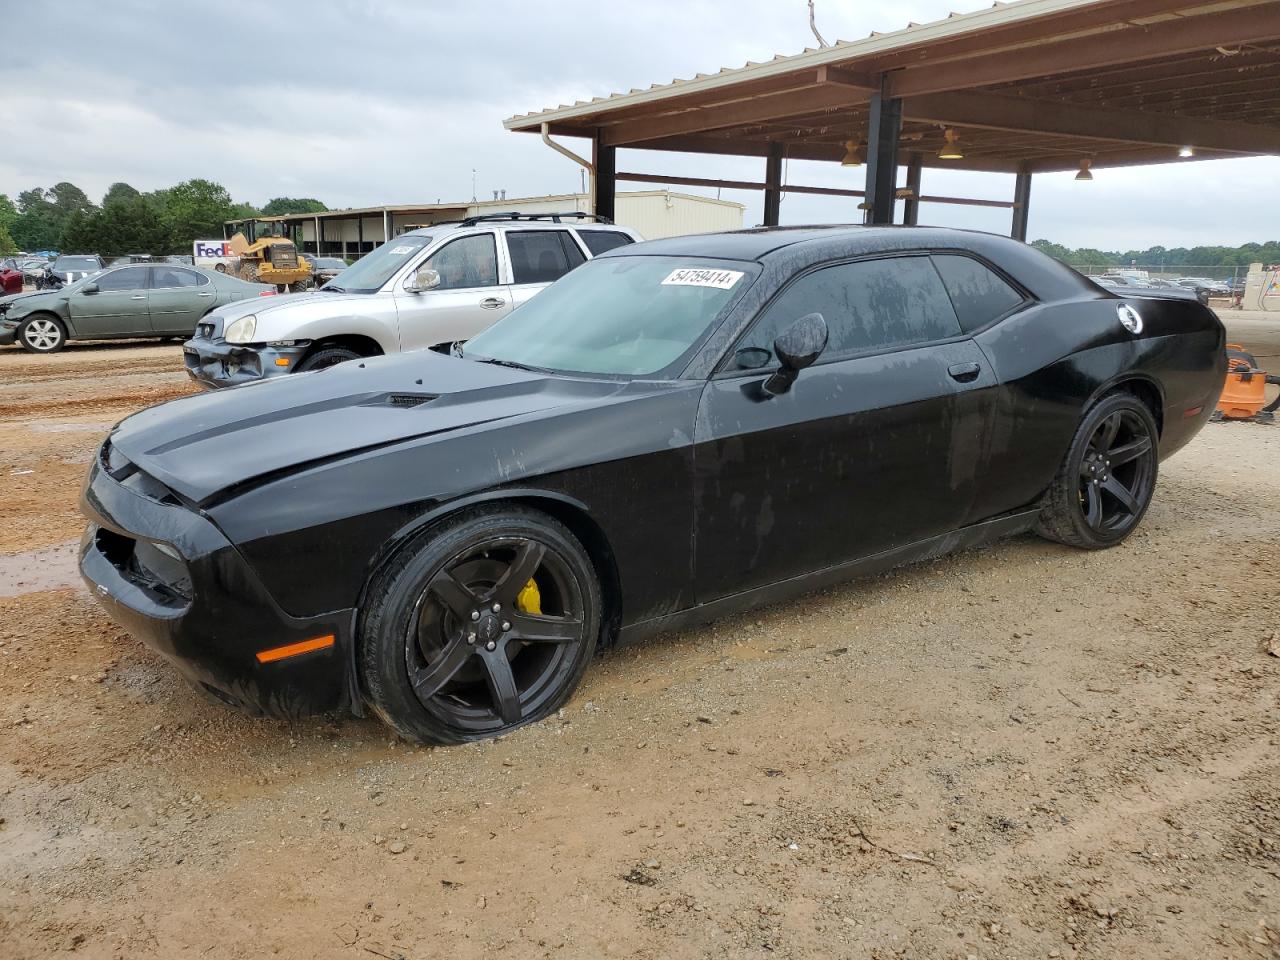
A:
971,294,1224,521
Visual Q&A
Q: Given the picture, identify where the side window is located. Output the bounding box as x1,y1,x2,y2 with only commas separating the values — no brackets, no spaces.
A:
506,230,583,284
423,234,498,290
94,266,149,292
153,266,207,288
932,254,1025,333
577,230,634,256
737,256,962,365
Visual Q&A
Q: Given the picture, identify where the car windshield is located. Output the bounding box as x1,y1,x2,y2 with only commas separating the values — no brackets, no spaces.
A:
464,255,756,378
56,257,100,271
321,236,430,293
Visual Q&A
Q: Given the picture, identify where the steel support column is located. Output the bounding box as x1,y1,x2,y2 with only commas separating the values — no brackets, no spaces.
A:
592,131,617,221
358,215,364,256
1011,167,1033,242
902,153,923,226
763,142,784,226
864,79,902,225
382,208,390,244
316,216,323,256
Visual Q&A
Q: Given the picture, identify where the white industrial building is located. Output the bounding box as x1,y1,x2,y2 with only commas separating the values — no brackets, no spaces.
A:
225,190,744,259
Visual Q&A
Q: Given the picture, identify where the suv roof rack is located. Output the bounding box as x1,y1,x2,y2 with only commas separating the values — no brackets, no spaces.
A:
451,211,615,227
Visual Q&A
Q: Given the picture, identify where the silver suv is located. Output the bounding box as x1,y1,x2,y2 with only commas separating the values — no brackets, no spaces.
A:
183,213,639,388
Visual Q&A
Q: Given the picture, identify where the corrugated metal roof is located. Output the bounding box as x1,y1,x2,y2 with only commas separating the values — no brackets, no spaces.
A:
504,0,1115,129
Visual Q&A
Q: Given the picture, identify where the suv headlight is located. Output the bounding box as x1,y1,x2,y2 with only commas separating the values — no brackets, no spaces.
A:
224,314,257,344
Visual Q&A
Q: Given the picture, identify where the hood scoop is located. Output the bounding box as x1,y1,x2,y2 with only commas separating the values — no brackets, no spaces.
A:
369,392,438,409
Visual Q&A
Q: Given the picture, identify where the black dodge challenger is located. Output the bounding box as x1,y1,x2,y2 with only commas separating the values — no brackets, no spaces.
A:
79,226,1225,743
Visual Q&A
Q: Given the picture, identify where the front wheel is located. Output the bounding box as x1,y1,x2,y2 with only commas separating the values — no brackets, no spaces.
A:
295,345,361,372
1036,392,1159,549
359,507,601,744
17,314,67,353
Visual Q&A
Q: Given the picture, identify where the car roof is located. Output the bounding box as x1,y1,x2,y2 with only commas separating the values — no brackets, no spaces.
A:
398,218,632,239
603,224,1030,262
605,224,1099,303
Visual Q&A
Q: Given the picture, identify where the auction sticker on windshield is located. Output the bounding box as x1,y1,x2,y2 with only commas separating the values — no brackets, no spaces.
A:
661,268,744,289
389,246,416,255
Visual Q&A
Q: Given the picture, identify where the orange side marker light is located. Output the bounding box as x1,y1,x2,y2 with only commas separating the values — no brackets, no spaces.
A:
275,357,290,367
255,635,334,663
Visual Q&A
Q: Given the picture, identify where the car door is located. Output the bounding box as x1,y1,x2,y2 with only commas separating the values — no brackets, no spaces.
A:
66,265,152,338
394,232,512,351
148,266,215,335
692,254,997,602
504,229,587,310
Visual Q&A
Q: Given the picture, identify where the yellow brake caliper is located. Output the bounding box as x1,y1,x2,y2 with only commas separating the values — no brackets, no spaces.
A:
516,578,542,615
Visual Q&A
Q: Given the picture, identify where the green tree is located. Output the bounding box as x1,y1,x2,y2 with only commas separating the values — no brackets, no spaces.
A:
160,178,237,246
103,182,141,206
0,194,17,232
260,197,327,216
48,181,95,218
0,222,17,255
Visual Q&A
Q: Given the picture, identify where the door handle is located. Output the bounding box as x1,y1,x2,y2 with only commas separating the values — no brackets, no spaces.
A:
130,295,147,300
479,296,506,309
197,292,214,297
947,361,981,383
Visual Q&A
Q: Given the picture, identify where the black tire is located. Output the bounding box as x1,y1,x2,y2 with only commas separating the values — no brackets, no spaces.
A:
295,345,361,372
1036,391,1159,549
359,506,601,744
214,263,227,273
17,313,67,353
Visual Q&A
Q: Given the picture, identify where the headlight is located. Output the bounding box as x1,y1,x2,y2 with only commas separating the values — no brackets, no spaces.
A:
224,314,257,344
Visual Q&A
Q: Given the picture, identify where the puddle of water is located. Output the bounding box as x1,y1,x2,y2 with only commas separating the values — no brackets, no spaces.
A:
0,540,84,598
27,422,114,434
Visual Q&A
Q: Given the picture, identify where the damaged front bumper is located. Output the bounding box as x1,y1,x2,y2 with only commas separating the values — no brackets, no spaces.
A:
183,335,310,389
79,443,356,717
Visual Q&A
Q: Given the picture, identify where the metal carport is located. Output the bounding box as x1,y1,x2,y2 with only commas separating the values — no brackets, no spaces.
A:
505,0,1280,238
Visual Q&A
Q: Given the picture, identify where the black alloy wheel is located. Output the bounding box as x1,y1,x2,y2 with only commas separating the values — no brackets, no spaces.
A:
360,508,600,744
1037,392,1159,549
1076,409,1156,536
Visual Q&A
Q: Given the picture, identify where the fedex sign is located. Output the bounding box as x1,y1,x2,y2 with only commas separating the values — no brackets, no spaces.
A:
194,240,234,259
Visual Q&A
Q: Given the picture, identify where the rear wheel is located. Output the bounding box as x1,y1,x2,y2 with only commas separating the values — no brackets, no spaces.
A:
1036,392,1159,549
17,314,67,353
359,507,600,744
295,345,361,372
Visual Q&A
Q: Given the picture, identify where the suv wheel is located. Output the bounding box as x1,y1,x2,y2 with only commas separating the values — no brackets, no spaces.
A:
296,345,361,372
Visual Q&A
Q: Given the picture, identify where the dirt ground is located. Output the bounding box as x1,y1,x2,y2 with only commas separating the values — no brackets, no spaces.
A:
1,318,1278,960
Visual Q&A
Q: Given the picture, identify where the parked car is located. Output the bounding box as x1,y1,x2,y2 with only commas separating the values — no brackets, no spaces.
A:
183,212,639,387
305,255,348,286
20,258,49,284
39,254,106,288
0,263,274,353
79,226,1225,743
0,258,25,294
1095,274,1208,306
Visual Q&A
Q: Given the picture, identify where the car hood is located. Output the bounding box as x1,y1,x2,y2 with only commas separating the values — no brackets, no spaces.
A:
209,289,368,322
108,351,633,504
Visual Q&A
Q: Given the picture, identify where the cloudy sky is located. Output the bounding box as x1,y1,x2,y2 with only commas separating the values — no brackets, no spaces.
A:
5,0,1277,250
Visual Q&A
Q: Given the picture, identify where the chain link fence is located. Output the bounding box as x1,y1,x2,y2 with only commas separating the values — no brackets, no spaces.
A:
1076,264,1250,283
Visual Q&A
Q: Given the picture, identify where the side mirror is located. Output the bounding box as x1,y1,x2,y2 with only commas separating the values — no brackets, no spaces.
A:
763,312,828,396
408,267,441,293
81,282,99,294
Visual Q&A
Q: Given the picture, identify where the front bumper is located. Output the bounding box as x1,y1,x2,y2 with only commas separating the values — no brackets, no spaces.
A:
183,336,310,389
0,323,16,346
79,448,356,717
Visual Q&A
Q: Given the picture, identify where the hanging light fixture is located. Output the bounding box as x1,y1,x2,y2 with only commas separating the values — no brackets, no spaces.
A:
840,139,863,167
937,128,963,160
1179,145,1195,158
1075,158,1094,181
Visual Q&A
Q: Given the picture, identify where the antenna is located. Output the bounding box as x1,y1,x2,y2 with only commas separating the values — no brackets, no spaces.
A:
808,0,829,47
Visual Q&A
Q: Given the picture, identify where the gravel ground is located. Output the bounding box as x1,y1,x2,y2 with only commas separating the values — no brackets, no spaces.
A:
1,319,1278,960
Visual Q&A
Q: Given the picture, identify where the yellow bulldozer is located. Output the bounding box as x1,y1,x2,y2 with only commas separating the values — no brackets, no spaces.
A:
226,233,313,292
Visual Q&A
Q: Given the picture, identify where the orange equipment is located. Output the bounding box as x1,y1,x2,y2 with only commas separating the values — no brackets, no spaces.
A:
1213,344,1280,423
